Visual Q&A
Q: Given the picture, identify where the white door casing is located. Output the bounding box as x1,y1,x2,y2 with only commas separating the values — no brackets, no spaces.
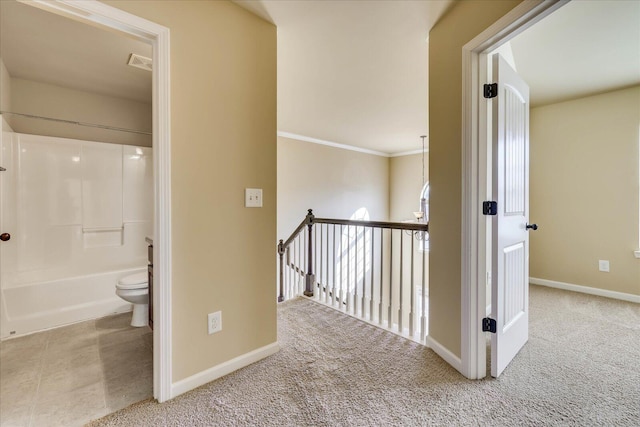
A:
490,53,530,377
460,0,566,380
15,0,173,402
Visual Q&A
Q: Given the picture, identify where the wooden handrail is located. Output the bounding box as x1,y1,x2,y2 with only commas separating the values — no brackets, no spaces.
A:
278,210,429,302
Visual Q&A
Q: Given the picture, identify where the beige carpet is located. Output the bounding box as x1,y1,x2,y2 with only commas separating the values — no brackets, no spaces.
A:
88,285,640,426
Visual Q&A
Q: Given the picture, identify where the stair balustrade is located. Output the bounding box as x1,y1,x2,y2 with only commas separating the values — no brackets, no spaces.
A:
278,209,429,343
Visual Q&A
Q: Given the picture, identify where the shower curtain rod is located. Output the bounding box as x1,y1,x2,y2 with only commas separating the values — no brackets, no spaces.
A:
0,111,152,136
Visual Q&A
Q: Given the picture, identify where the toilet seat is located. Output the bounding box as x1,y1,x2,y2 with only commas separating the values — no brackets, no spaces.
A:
117,272,148,290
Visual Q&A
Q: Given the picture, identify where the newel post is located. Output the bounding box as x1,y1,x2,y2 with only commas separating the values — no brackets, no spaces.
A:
304,209,315,297
277,239,285,302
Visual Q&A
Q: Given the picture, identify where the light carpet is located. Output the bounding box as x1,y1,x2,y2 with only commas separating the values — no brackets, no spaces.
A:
88,285,640,426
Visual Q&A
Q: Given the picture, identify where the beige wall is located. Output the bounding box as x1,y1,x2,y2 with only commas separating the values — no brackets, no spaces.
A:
389,153,428,222
106,0,277,382
530,86,640,296
8,78,151,146
429,0,522,357
278,136,389,239
0,57,10,113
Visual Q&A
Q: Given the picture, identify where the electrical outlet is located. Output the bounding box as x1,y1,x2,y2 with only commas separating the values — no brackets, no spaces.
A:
598,260,610,272
245,188,263,208
208,311,222,334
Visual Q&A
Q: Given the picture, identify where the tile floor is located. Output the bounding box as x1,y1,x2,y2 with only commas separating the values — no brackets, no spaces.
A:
0,313,152,427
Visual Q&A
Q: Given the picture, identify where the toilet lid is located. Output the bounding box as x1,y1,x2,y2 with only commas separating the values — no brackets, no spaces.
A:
117,272,148,290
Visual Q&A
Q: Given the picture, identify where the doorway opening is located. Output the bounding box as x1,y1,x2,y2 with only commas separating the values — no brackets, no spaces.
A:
0,0,172,408
463,0,639,379
460,0,567,380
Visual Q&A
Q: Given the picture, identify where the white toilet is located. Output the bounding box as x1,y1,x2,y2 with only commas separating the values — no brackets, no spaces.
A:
116,272,149,327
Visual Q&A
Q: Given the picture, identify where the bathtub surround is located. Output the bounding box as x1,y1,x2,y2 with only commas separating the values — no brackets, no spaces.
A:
0,130,153,338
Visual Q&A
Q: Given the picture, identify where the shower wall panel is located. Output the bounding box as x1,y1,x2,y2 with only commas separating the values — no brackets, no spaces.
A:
0,131,153,338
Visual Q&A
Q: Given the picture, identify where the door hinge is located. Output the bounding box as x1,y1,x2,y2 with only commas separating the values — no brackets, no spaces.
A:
482,201,497,216
483,83,497,99
482,317,497,333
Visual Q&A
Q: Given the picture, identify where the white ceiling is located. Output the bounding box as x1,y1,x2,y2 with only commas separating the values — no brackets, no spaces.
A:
0,0,152,104
1,1,638,154
235,0,454,154
508,0,640,107
237,0,639,154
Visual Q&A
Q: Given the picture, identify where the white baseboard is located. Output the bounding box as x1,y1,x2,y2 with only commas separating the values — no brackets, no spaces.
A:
426,335,463,374
530,277,640,304
171,342,280,399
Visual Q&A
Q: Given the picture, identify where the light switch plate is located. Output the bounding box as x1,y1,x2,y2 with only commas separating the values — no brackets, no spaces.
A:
245,188,263,207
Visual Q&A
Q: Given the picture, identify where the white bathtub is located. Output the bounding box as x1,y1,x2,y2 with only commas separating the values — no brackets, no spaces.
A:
0,267,146,339
0,132,153,340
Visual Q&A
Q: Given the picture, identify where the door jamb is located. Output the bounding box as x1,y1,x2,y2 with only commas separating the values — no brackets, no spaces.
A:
460,0,568,379
22,0,173,402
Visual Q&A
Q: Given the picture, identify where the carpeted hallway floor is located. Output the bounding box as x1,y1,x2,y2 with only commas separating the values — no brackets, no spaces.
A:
88,285,640,426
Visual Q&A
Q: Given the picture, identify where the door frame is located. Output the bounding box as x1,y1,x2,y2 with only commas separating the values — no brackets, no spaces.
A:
460,0,568,379
23,0,173,401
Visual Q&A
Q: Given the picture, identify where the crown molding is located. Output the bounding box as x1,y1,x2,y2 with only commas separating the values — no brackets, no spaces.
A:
277,131,389,157
389,149,428,157
277,131,427,158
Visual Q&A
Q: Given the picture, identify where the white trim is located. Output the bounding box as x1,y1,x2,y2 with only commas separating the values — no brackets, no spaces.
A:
426,336,463,373
152,14,173,405
27,0,173,403
171,342,280,399
634,250,640,259
277,131,428,158
278,131,389,157
389,149,429,158
530,277,640,304
460,34,482,380
460,0,568,380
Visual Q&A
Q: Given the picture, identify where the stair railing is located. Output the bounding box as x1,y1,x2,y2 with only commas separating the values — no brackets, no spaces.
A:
278,209,430,342
277,209,316,302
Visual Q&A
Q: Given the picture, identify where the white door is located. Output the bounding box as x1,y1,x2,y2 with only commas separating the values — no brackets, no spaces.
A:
490,53,530,377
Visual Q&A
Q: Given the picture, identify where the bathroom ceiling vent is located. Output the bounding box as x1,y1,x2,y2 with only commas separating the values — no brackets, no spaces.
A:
127,53,152,72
